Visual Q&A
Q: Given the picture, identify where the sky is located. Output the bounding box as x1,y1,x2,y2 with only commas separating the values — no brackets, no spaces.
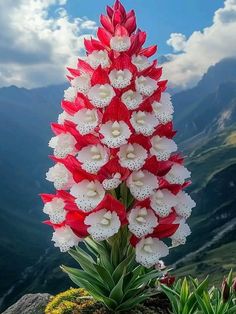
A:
0,0,236,90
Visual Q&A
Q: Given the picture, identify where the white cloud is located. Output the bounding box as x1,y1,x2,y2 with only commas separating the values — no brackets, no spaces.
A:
166,33,186,52
0,0,97,88
163,0,236,90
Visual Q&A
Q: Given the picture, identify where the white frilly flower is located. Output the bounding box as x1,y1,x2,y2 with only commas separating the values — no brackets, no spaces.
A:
150,189,178,217
110,36,131,52
171,219,191,247
121,90,143,110
150,136,177,161
52,226,81,252
118,143,147,171
165,164,191,185
88,84,115,108
71,73,91,94
102,173,122,190
128,207,158,238
73,109,99,135
46,163,74,190
85,209,121,241
70,180,105,212
109,69,132,89
64,86,77,102
135,237,169,268
127,170,158,201
152,92,174,124
132,55,151,71
58,111,74,124
131,111,158,136
43,197,66,224
175,191,196,219
100,121,131,148
77,144,109,174
49,133,77,158
135,76,157,96
87,50,110,69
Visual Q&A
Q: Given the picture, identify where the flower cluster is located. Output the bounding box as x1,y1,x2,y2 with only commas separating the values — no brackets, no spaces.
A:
41,0,196,268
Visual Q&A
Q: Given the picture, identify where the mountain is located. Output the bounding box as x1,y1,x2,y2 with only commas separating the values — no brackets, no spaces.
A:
0,58,236,311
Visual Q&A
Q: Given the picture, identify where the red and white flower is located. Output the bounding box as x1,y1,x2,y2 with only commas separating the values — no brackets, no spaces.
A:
42,0,195,268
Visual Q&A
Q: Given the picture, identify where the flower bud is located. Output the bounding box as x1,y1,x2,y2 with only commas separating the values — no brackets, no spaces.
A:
160,273,175,287
221,278,230,302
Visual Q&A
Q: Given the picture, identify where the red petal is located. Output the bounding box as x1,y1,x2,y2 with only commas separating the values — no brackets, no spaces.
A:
65,211,88,237
140,45,157,57
102,97,131,124
113,10,123,25
112,53,136,72
125,12,136,34
158,80,168,92
153,122,176,139
91,66,110,86
77,59,93,75
51,123,66,135
40,193,55,203
159,211,177,224
128,134,151,151
143,156,172,176
97,27,112,47
114,24,128,37
151,223,179,239
106,5,114,19
61,100,77,115
84,38,94,53
91,38,106,51
67,67,80,77
100,14,114,33
130,235,139,247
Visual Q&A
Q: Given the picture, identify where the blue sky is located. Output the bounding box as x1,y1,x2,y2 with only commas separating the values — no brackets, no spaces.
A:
0,0,235,89
63,0,223,54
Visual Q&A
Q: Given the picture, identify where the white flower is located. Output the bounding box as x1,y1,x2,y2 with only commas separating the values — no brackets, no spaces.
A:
58,111,74,124
64,86,77,102
152,92,174,124
71,73,91,94
99,121,131,148
135,76,157,96
87,50,110,69
150,136,177,161
175,191,196,219
128,207,158,238
132,55,151,71
52,226,81,252
165,164,191,185
46,163,74,190
121,90,143,110
150,189,178,217
77,144,109,174
130,111,158,136
127,170,158,201
135,237,169,268
102,173,122,190
109,69,132,89
48,133,77,158
43,197,66,224
118,143,147,171
171,219,191,247
70,180,105,212
88,84,115,108
110,36,131,52
85,209,121,241
73,109,99,135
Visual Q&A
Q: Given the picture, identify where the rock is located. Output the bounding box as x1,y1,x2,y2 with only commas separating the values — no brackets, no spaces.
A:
2,293,51,314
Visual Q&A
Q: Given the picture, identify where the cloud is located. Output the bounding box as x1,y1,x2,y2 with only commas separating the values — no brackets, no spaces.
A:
163,0,236,90
0,0,96,88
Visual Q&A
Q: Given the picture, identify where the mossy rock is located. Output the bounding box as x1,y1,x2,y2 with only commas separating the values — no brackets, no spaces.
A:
45,288,170,314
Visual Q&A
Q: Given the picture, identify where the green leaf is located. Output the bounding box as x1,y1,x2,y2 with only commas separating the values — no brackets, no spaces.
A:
116,290,159,311
112,253,134,283
61,265,108,294
94,264,115,290
180,277,189,304
109,273,124,303
68,248,97,276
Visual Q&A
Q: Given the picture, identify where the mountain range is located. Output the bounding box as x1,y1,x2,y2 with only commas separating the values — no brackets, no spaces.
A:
0,57,236,311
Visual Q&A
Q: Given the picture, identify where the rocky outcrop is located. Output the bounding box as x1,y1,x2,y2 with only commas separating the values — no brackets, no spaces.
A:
2,293,51,314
